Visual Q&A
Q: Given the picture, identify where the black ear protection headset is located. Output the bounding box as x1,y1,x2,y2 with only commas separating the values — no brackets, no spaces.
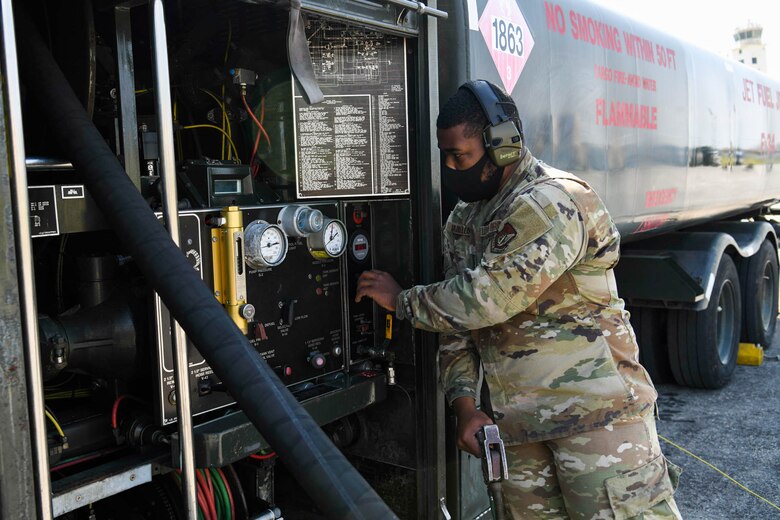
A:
460,80,524,168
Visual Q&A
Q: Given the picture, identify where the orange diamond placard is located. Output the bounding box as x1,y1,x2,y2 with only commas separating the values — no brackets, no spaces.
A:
478,0,535,94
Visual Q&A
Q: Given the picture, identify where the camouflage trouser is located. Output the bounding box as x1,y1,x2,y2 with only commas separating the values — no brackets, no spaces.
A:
500,412,682,519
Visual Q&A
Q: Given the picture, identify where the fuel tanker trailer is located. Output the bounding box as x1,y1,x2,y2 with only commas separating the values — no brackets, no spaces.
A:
438,0,780,390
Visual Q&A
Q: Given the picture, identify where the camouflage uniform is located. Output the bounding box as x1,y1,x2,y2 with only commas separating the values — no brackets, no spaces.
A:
396,152,681,518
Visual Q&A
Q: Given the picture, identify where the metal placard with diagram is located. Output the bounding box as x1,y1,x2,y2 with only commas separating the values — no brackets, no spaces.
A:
292,18,410,199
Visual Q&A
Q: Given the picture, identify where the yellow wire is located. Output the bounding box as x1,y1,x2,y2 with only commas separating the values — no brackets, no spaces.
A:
200,88,230,160
181,124,240,163
45,410,66,438
200,88,225,113
45,389,91,400
220,85,229,160
658,434,780,512
222,20,233,160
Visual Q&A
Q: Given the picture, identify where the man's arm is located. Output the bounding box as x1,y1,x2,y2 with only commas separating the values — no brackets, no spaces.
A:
439,331,494,456
397,188,585,333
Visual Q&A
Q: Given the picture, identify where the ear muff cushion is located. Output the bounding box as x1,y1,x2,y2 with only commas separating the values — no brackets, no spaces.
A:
461,80,523,167
485,120,523,167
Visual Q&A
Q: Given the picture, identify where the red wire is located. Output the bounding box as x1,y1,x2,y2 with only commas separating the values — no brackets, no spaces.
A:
248,451,276,460
195,470,216,520
111,395,128,429
250,127,262,177
216,467,236,520
194,472,213,520
49,446,125,472
205,469,218,520
241,94,271,147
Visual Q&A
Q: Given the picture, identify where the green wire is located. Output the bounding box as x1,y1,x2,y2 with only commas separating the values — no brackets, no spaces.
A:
210,468,232,520
202,469,223,520
172,472,205,520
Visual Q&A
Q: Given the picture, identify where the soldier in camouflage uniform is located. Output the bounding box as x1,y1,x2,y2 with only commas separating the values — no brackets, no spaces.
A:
356,81,682,519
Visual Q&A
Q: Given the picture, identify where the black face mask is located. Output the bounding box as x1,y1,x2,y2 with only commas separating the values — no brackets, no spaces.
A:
441,153,503,202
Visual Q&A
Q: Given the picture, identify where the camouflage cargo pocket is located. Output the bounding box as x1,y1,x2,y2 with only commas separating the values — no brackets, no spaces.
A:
604,455,681,519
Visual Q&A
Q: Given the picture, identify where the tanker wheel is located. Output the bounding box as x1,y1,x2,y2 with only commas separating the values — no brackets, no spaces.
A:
667,255,741,389
628,306,674,383
737,239,778,349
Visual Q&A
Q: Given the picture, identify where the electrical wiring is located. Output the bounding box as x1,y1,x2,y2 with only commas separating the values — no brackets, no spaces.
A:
211,469,228,520
45,409,66,438
49,446,125,472
206,469,221,520
200,87,231,161
196,469,217,520
195,475,211,520
211,468,234,520
181,124,240,164
250,126,262,177
172,472,207,520
45,388,91,400
248,451,276,461
224,464,249,520
221,20,233,160
111,394,145,429
241,94,271,148
199,89,227,120
111,394,128,429
199,88,232,155
215,467,235,520
246,96,269,177
208,469,223,520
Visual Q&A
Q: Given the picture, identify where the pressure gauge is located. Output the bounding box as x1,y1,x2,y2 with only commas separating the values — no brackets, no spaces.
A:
244,219,288,268
277,205,324,237
307,218,347,259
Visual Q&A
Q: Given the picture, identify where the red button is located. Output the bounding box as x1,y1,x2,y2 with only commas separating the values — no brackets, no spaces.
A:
284,366,293,377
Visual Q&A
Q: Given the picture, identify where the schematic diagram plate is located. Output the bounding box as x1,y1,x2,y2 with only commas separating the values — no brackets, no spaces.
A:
293,18,410,199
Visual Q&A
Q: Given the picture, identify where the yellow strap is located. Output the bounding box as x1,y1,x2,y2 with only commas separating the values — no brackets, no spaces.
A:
658,435,780,512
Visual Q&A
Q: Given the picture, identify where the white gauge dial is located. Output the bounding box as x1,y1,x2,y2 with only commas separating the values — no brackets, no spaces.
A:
324,220,346,257
307,218,347,259
244,220,288,268
259,226,287,265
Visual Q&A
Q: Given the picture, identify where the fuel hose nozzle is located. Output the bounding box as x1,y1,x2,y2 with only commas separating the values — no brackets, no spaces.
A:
476,424,508,520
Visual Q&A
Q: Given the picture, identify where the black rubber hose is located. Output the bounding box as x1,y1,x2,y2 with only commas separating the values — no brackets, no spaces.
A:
14,8,396,520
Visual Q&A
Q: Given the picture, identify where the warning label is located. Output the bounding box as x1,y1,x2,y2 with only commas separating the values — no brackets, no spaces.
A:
293,19,410,199
479,0,535,94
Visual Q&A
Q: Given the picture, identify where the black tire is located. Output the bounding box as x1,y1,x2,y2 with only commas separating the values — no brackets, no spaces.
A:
667,255,741,389
628,306,674,384
737,239,778,349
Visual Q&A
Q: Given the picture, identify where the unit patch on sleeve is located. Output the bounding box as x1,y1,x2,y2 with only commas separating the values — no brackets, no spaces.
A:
486,194,552,259
492,223,518,253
